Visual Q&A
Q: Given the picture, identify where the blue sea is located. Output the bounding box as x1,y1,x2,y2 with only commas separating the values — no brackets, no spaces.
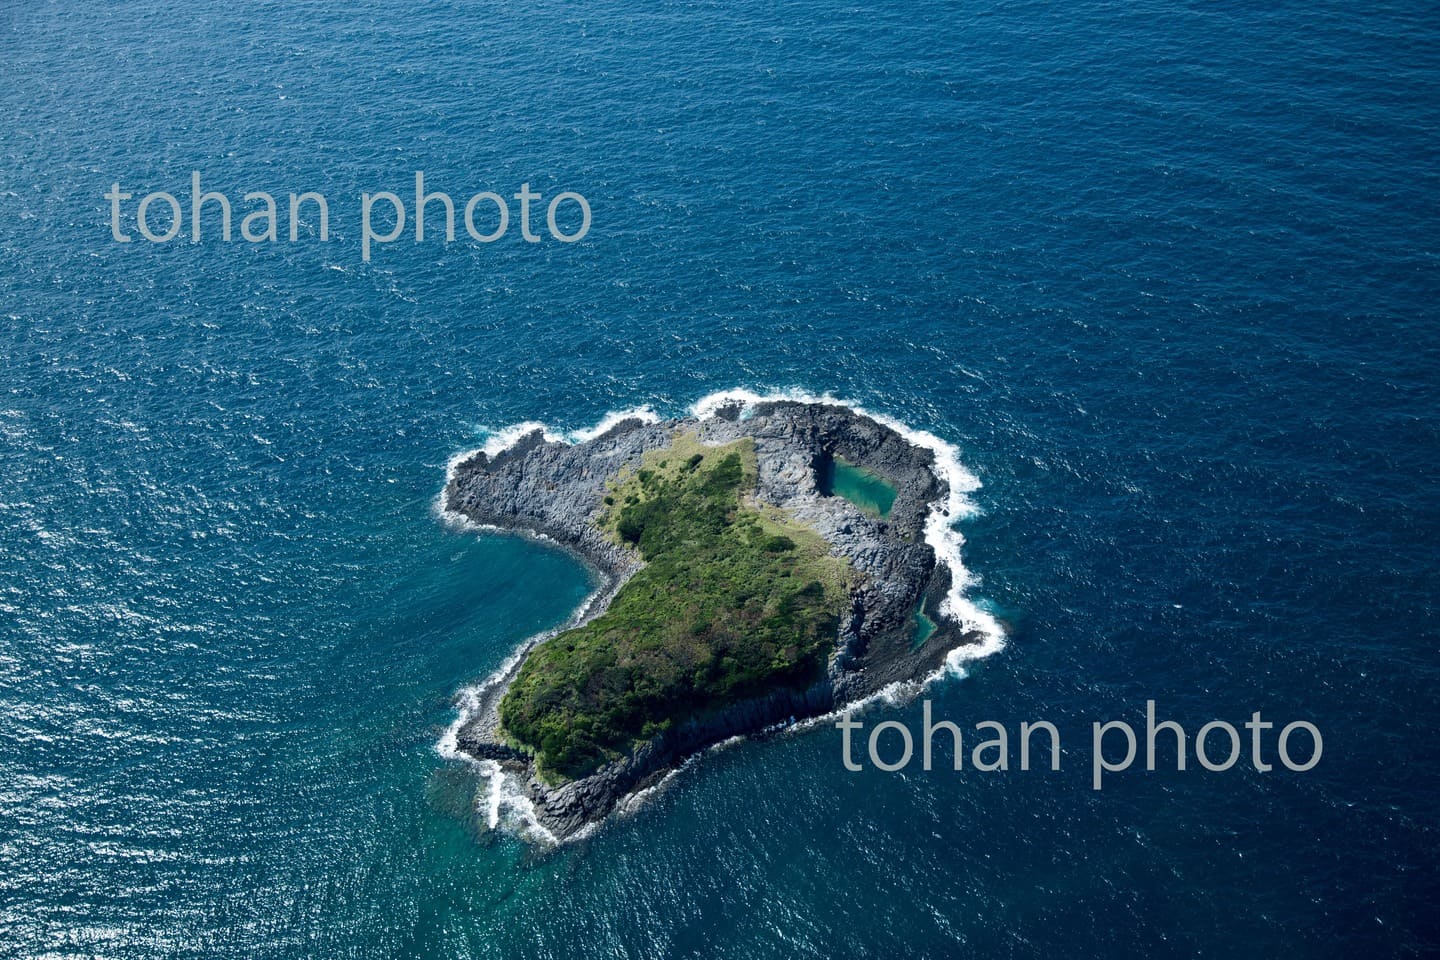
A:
2,0,1437,956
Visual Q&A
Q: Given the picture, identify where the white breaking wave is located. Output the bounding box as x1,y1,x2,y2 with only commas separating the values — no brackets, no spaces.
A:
567,405,662,443
435,389,1004,842
434,579,614,843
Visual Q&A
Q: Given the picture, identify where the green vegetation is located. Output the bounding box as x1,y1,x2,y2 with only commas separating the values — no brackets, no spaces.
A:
499,434,851,780
818,456,897,519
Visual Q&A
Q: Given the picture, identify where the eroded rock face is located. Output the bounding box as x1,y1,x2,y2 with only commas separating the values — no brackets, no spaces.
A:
443,401,982,840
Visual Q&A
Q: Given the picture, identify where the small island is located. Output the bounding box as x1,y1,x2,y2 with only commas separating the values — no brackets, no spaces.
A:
443,399,985,840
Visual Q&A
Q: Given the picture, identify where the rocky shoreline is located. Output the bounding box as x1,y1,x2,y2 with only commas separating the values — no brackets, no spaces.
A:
442,400,984,840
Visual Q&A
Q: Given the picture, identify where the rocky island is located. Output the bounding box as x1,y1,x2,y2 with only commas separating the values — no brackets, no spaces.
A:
442,399,987,840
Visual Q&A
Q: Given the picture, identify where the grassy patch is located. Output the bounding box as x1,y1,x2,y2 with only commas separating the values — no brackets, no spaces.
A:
498,433,851,780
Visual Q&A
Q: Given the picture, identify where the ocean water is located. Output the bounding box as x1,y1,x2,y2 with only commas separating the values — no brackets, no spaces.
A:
2,0,1437,957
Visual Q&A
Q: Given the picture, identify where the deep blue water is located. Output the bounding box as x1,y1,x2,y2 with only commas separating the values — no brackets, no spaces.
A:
2,0,1437,956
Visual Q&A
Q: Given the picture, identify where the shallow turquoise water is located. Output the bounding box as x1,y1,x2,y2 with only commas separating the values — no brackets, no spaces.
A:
819,456,898,519
912,600,938,649
2,0,1437,957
